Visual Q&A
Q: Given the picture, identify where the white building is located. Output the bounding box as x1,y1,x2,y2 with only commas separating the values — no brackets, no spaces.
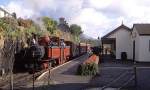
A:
102,23,150,62
0,7,13,18
0,9,5,17
132,24,150,62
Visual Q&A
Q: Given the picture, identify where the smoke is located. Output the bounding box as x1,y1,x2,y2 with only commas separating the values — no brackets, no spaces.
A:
24,0,57,17
33,18,46,31
3,0,84,19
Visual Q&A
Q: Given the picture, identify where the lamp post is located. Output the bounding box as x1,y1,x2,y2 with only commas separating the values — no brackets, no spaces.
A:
48,43,52,85
97,36,102,64
60,39,65,64
134,61,137,89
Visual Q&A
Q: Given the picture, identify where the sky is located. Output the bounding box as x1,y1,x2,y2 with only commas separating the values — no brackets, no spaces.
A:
1,0,150,38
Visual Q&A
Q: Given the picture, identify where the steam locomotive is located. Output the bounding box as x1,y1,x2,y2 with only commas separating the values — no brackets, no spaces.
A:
14,36,90,73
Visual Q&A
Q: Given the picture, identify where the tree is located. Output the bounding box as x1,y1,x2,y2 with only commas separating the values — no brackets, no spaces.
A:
70,24,82,36
18,18,33,28
70,24,83,42
42,16,57,34
2,38,16,90
0,18,18,90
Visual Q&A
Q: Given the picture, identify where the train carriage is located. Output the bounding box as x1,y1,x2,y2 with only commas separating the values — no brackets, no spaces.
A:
14,36,90,73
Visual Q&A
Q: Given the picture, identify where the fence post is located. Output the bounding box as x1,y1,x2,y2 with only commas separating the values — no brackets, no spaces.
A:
48,61,51,85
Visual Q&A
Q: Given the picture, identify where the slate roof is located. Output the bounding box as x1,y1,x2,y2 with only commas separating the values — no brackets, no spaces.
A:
133,24,150,35
102,24,131,38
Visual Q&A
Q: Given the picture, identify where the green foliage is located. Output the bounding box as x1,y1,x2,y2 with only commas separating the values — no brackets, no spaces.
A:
0,18,18,39
0,18,35,40
70,24,83,43
24,26,36,37
0,16,83,43
18,18,33,28
76,63,98,76
0,19,9,32
1,17,18,30
72,35,80,43
70,24,83,36
42,16,57,34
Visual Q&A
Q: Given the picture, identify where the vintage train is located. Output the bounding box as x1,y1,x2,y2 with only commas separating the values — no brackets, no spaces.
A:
14,36,90,73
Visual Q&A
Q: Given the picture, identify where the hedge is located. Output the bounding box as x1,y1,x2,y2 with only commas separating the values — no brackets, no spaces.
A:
76,54,99,76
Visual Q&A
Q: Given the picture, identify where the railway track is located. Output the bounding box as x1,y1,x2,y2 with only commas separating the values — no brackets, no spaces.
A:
0,54,88,90
101,70,134,90
0,70,46,90
0,73,27,87
84,67,135,90
92,69,135,90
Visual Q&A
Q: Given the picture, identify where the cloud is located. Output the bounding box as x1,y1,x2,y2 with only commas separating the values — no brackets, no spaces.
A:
88,0,113,9
70,8,111,37
1,0,150,38
3,1,34,18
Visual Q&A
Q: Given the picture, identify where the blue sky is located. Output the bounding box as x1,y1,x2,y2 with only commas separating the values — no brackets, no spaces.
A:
1,0,150,38
0,0,10,5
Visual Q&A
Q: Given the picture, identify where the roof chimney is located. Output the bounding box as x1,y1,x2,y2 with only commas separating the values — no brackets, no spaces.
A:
59,17,66,24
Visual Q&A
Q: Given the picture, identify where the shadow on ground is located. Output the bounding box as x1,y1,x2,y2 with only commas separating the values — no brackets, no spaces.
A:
7,83,90,90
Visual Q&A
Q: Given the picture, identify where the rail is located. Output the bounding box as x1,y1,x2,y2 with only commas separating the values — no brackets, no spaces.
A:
101,71,130,90
117,63,137,90
0,70,46,89
100,66,137,90
117,75,135,90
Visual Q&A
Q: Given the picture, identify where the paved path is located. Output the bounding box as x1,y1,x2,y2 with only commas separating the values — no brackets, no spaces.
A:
22,54,92,90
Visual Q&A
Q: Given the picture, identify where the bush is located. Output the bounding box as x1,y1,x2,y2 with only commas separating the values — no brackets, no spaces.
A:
76,63,98,76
